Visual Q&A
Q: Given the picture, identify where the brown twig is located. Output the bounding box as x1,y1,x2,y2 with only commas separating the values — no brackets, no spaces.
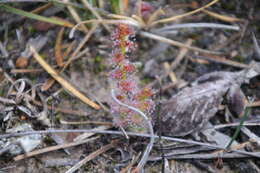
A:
171,39,193,70
14,137,99,161
55,27,65,67
65,140,118,173
202,9,242,23
10,69,43,73
149,0,220,26
193,54,250,69
63,0,89,32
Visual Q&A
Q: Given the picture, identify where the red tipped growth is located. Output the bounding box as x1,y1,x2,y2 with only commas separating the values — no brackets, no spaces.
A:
109,24,154,130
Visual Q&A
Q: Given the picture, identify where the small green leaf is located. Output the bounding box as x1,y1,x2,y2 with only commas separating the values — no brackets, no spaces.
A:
110,0,120,14
226,107,251,149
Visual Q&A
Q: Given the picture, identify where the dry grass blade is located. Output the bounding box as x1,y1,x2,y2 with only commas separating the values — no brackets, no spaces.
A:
149,151,260,160
140,31,221,55
70,19,140,38
42,41,76,91
198,54,250,69
148,39,192,88
13,137,99,161
107,13,139,23
241,127,260,145
65,140,118,173
80,0,110,31
202,9,242,23
146,7,165,26
65,23,98,69
10,69,43,73
252,33,260,59
150,0,220,26
73,125,111,142
131,14,146,28
30,2,52,14
163,62,177,84
0,96,16,104
171,39,193,70
55,27,65,67
60,119,113,126
154,23,240,33
63,0,89,32
41,78,56,91
30,46,100,110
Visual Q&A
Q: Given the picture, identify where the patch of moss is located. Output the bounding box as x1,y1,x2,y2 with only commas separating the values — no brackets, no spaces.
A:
93,55,105,73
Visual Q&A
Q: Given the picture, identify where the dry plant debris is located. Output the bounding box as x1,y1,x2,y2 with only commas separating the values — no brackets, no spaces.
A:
158,62,260,137
0,0,260,173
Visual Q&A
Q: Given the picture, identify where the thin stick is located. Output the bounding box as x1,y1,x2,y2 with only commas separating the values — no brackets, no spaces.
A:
14,137,98,161
65,140,118,173
154,23,240,33
59,119,112,126
213,120,260,129
140,31,221,55
150,0,220,26
1,129,260,158
202,9,242,23
69,19,140,38
149,151,260,161
64,23,98,70
194,54,250,69
80,0,110,31
63,0,89,32
10,69,43,73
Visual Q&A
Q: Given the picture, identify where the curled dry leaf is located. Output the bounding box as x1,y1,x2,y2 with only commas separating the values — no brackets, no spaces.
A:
157,62,260,136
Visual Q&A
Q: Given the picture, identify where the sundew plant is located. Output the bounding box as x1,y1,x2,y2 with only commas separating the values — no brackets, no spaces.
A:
109,23,155,133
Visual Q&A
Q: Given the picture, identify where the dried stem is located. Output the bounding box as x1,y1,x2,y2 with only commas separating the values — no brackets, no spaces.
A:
65,140,118,173
14,137,98,161
153,23,240,34
1,129,260,158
